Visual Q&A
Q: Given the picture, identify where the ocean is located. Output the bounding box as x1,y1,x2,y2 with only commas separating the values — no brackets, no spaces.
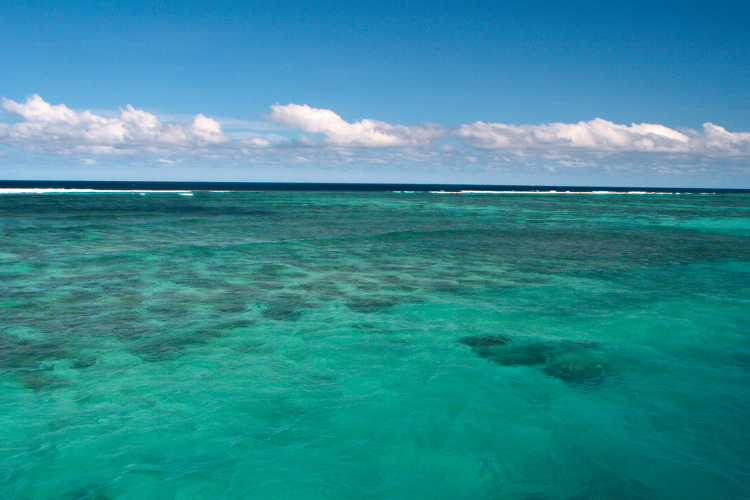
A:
1,184,749,499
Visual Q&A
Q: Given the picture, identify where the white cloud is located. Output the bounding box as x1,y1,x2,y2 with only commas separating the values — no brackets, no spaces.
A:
268,103,448,147
0,94,230,154
239,137,273,148
699,123,750,154
455,118,750,155
2,94,84,124
1,95,749,184
4,96,748,160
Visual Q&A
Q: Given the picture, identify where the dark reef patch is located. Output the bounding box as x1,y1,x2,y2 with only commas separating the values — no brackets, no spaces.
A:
459,334,609,386
542,355,608,386
71,356,97,369
130,334,208,362
0,333,70,369
457,334,511,348
262,306,303,321
348,296,398,313
293,281,347,298
263,294,314,321
18,369,67,390
213,302,246,314
0,333,74,390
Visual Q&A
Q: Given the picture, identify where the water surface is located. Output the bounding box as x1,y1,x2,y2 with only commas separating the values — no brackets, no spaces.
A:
1,190,749,499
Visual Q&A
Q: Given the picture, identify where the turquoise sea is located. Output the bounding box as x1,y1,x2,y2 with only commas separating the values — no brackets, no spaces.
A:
1,187,749,499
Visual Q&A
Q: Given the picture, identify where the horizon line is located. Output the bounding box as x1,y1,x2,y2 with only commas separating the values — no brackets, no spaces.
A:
1,180,749,194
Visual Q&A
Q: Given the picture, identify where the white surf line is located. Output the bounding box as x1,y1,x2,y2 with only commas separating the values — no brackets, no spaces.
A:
0,188,193,195
428,190,677,194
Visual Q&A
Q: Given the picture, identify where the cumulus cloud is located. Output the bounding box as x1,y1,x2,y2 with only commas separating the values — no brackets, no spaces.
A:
268,103,448,147
1,95,749,184
0,94,230,154
267,103,750,159
455,118,750,155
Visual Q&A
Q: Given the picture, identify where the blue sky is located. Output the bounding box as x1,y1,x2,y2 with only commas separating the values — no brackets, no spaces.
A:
2,0,749,186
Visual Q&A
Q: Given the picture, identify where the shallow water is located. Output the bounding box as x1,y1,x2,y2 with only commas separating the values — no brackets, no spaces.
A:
1,190,749,499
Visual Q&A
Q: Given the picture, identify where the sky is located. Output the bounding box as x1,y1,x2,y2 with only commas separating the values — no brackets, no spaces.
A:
1,0,749,187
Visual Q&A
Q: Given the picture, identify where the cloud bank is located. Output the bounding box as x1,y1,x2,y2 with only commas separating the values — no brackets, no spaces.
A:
267,103,750,157
455,119,750,156
2,95,749,183
3,95,748,156
0,94,230,155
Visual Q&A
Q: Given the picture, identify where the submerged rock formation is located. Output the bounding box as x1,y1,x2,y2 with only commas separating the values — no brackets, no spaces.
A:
458,334,609,386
